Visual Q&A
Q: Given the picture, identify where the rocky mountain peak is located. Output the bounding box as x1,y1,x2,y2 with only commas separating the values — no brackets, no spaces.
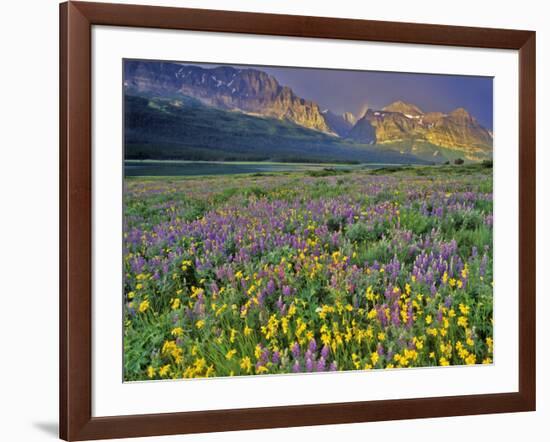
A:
125,60,493,162
448,107,475,122
382,100,424,116
125,61,332,134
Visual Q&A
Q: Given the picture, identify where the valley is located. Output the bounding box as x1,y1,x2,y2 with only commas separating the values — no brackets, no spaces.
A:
124,61,493,164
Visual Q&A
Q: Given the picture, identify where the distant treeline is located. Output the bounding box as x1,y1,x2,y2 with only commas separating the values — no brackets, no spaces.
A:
126,145,362,165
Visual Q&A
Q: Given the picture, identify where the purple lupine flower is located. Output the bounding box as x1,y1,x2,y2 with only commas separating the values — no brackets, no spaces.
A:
272,351,281,365
317,357,326,372
321,345,330,359
210,281,219,294
266,279,276,295
282,285,291,297
308,338,317,353
378,304,388,327
256,361,266,372
292,361,301,373
257,290,266,306
480,253,488,277
329,361,338,371
291,342,300,359
306,358,314,372
276,297,284,313
407,302,414,328
391,301,401,326
426,271,434,287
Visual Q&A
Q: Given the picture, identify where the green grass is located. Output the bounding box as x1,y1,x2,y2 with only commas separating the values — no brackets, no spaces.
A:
123,164,494,380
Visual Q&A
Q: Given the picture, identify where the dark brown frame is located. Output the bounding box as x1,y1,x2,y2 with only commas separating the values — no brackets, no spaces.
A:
60,1,536,440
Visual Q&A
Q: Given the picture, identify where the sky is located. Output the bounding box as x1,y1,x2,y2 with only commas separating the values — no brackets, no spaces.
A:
192,62,493,130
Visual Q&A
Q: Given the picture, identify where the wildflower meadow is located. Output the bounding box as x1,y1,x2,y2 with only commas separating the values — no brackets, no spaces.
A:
123,164,493,381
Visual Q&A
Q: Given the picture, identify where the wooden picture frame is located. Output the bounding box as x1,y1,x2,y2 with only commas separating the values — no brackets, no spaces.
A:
60,1,536,440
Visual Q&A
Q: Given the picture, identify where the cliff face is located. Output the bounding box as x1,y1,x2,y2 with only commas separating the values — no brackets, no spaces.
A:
125,61,333,134
125,61,493,161
423,108,493,155
347,102,492,159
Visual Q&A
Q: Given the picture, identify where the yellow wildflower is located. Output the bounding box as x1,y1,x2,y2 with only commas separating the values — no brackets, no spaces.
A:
281,317,289,335
171,298,181,310
287,303,297,317
458,316,468,328
225,349,237,360
171,327,183,337
459,303,470,315
159,364,170,377
138,300,149,313
240,356,252,373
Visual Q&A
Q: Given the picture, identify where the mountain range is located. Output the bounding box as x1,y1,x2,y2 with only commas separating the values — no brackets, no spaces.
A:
124,61,493,163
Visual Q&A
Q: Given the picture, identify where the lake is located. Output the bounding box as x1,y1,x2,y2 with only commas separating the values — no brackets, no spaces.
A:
124,161,397,177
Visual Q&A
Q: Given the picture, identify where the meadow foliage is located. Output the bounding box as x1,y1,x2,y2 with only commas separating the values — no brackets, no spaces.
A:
124,165,493,380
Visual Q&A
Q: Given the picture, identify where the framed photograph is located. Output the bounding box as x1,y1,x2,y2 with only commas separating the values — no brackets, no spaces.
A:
60,1,536,440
